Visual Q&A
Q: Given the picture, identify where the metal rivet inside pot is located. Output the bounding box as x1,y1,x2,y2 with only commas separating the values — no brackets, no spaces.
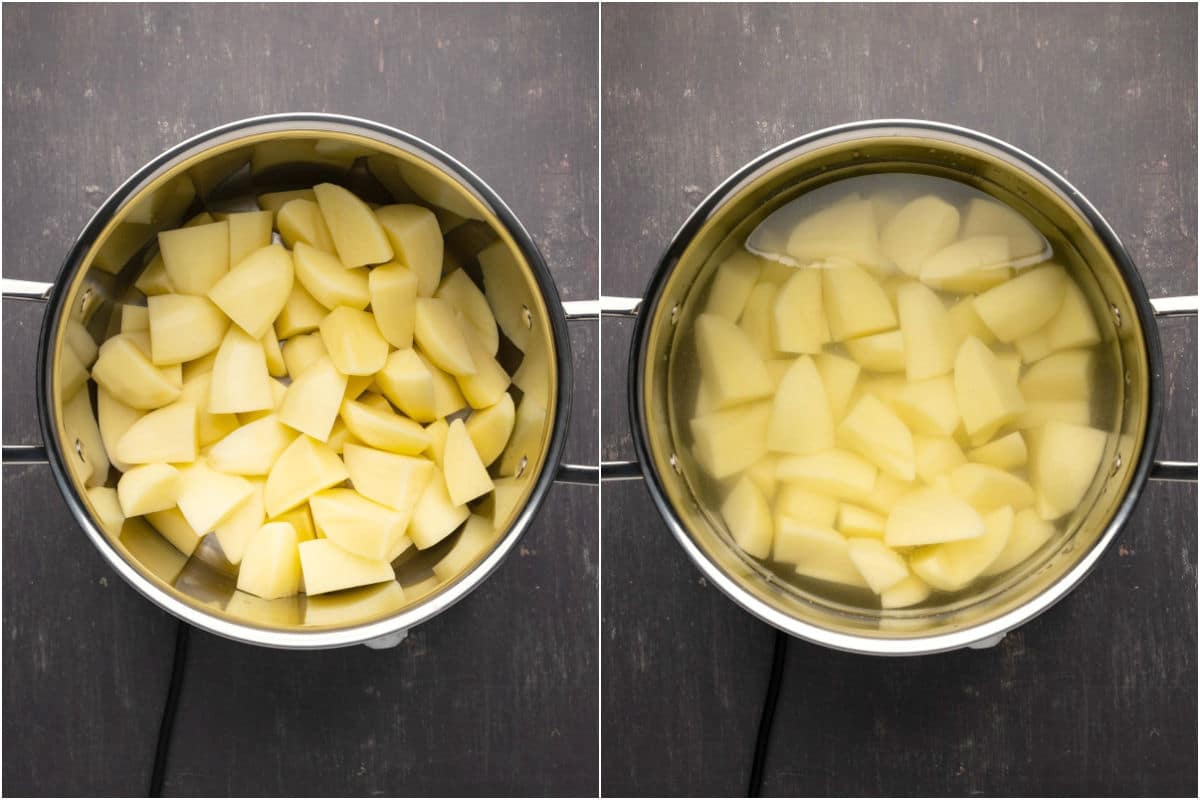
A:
74,438,85,462
521,305,532,329
1111,304,1122,327
669,453,680,474
1111,452,1123,476
515,454,527,478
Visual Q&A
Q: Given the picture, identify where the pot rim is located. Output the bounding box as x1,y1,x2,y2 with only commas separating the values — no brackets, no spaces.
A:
38,112,573,649
627,118,1164,655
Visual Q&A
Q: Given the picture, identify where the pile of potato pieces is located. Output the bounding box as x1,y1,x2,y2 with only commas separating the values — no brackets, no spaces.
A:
693,190,1111,608
71,182,531,606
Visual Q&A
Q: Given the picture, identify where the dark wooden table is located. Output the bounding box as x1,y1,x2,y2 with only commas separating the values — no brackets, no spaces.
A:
2,4,598,796
601,4,1197,797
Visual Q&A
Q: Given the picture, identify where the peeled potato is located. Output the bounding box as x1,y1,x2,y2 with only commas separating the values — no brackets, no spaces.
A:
117,463,180,517
838,394,915,481
210,327,274,414
813,353,860,420
213,482,266,565
913,435,966,484
949,463,1035,511
767,356,834,456
845,330,905,373
1029,421,1108,520
822,265,897,341
968,432,1027,470
87,486,125,534
313,183,393,267
293,242,370,310
776,449,876,501
881,195,960,276
413,297,476,376
919,235,1010,288
896,282,956,381
465,392,516,466
176,460,254,535
92,334,182,410
983,508,1056,575
259,189,317,215
846,538,909,593
278,356,348,442
786,199,883,269
146,508,204,557
973,264,1067,342
309,489,410,562
97,387,144,473
121,304,149,333
299,538,395,595
457,337,512,409
1046,280,1101,351
690,402,771,480
275,282,328,338
773,519,869,588
207,415,298,476
1019,349,1093,402
115,400,196,465
277,198,337,254
436,270,499,356
340,398,430,455
880,575,932,609
157,220,230,295
885,487,984,547
375,348,437,422
375,204,442,296
443,419,494,506
694,313,773,409
343,443,435,514
207,244,294,339
705,251,762,321
223,210,275,267
264,435,349,518
237,522,302,600
720,476,773,559
772,269,828,353
319,306,388,376
960,198,1048,266
909,505,1013,591
368,262,418,349
954,337,1025,439
409,471,470,549
838,504,886,539
281,332,328,379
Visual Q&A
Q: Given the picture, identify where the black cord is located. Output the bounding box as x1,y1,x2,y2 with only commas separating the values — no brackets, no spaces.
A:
149,620,191,797
747,628,789,797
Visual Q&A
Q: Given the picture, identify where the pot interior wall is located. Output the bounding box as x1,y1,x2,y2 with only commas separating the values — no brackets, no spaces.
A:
51,127,559,635
640,130,1153,648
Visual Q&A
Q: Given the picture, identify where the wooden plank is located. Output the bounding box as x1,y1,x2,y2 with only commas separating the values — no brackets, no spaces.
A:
3,3,598,796
600,3,1196,796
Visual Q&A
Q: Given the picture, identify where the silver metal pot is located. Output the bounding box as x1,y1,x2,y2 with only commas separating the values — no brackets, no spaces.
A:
2,113,598,649
609,120,1196,655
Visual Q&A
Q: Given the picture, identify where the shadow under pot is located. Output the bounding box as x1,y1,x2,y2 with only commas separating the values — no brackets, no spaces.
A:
2,113,597,649
611,119,1197,655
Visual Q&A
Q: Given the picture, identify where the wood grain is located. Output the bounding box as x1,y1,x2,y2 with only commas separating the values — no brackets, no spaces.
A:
601,3,1196,796
2,4,598,796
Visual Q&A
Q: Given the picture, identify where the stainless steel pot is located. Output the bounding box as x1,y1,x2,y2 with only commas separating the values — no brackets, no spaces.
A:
610,119,1197,655
2,113,598,649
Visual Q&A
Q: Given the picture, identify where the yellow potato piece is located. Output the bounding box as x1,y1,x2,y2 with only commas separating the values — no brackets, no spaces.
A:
812,353,860,421
946,296,996,348
146,508,204,557
87,486,125,534
897,282,956,380
309,489,411,562
264,435,349,518
436,270,499,356
221,210,274,268
319,306,388,376
982,508,1057,576
968,432,1028,470
884,486,984,547
375,204,443,297
846,538,909,593
737,281,779,357
176,461,254,535
97,387,144,473
1014,400,1091,430
913,435,966,484
281,332,327,379
293,242,370,310
973,264,1068,343
92,334,182,410
207,415,298,476
261,328,287,378
1046,280,1101,351
890,375,960,438
1019,349,1093,402
278,356,349,442
433,514,499,581
773,519,869,588
774,485,838,527
207,244,294,339
340,398,430,455
694,312,773,409
369,262,419,349
704,251,762,321
258,188,317,216
457,336,512,410
443,419,494,506
919,235,1010,287
690,402,771,480
954,336,1025,438
838,504,886,540
299,538,395,596
213,482,266,565
786,199,883,269
121,304,149,332
424,418,450,467
822,264,897,341
313,183,393,267
117,463,180,517
466,392,516,467
237,522,302,600
909,505,1013,591
116,400,196,465
1014,328,1054,364
276,198,336,254
767,356,834,456
157,220,230,295
881,195,960,276
59,345,88,402
838,394,915,481
746,455,779,499
772,269,828,354
720,476,773,559
275,282,329,339
776,449,876,502
948,463,1035,511
960,198,1049,266
409,471,470,549
418,351,468,418
478,240,535,352
135,254,174,297
376,348,437,422
1029,421,1108,521
209,327,274,414
880,575,932,609
342,443,435,514
845,330,906,373
414,297,476,376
